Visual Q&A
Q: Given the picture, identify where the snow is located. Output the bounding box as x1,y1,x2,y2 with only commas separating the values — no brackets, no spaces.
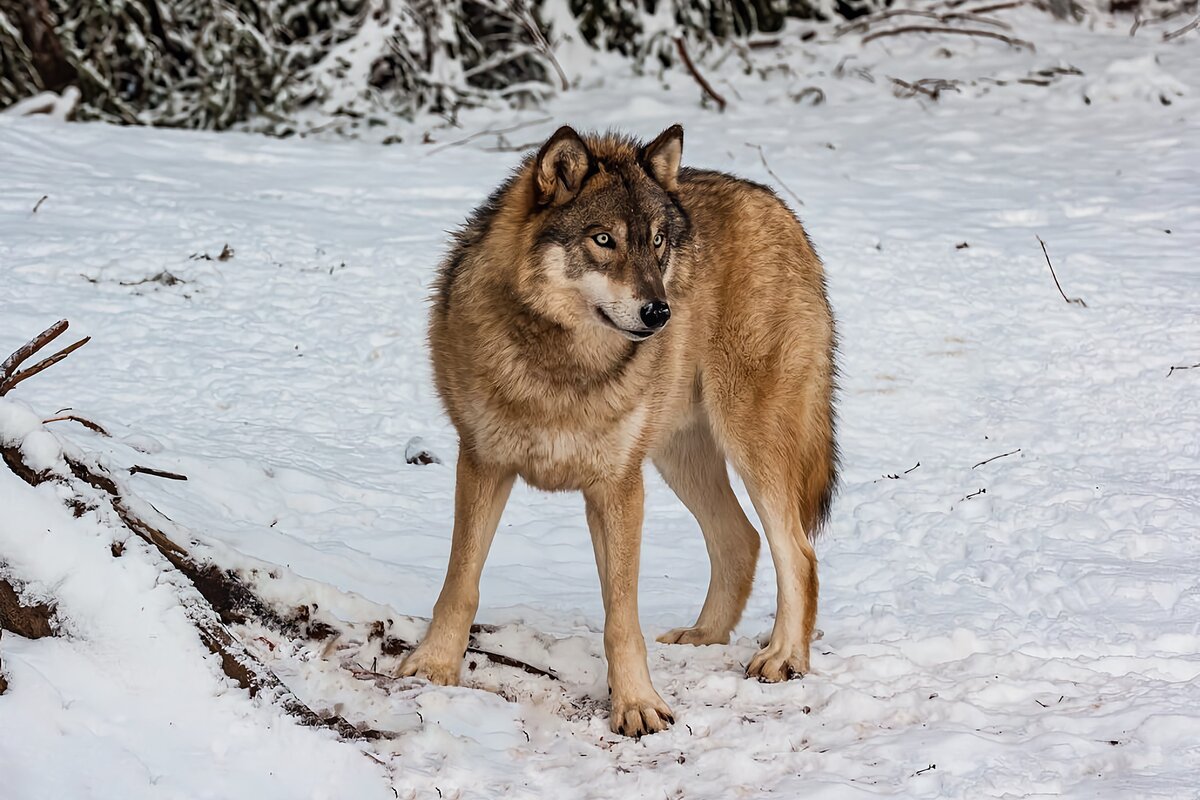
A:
2,7,1200,798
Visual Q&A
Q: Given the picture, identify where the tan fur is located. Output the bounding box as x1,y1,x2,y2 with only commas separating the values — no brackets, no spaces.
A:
400,126,837,737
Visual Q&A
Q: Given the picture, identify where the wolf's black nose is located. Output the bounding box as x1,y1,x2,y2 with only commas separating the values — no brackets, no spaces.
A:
640,300,671,330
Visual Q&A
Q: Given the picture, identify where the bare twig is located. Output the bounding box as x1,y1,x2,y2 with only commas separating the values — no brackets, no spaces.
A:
891,77,962,100
744,144,804,207
1167,362,1200,377
466,645,559,680
42,414,111,436
32,195,48,213
511,0,569,90
480,140,542,153
130,465,188,481
1163,15,1199,41
837,8,944,34
1015,65,1083,86
958,1,1027,14
119,271,184,287
1133,4,1192,36
674,37,728,111
863,25,1035,50
0,338,91,394
1,319,68,381
838,7,1013,36
0,320,90,397
972,448,1021,469
426,117,553,155
1037,236,1087,307
875,461,918,482
962,488,987,501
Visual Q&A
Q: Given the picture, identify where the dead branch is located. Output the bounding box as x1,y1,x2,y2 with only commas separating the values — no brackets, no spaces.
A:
863,26,1035,50
0,320,90,397
1,323,558,723
32,195,48,213
837,8,944,35
466,644,559,680
426,116,553,156
1037,236,1087,307
972,448,1021,469
1,320,67,386
480,140,542,153
129,465,188,481
511,0,569,90
3,441,385,739
1133,4,1193,36
744,143,804,207
1163,15,1199,40
674,37,727,112
959,0,1027,14
383,634,560,681
1167,362,1200,377
119,271,184,287
891,77,962,100
838,8,1013,36
42,414,111,436
789,86,825,105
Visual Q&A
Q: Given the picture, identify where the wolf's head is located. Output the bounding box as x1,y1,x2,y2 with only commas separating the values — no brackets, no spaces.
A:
522,125,691,342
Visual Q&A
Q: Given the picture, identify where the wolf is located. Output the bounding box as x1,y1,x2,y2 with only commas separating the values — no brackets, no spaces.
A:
400,124,837,737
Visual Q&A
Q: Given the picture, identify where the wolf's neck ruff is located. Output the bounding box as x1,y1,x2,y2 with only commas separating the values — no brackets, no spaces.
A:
494,281,643,391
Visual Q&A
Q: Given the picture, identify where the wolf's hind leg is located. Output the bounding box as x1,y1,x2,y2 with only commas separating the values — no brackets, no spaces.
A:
398,453,514,685
652,420,760,646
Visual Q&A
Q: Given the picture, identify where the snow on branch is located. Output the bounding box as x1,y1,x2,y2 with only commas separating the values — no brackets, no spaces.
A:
0,321,559,730
0,319,90,397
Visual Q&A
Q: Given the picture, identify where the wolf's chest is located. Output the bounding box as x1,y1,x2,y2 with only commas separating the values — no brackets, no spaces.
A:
466,399,649,491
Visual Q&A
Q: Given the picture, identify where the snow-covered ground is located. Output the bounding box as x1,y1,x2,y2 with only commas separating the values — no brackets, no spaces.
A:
2,8,1199,798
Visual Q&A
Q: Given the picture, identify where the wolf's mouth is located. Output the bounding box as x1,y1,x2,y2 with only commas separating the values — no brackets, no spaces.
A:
595,307,654,342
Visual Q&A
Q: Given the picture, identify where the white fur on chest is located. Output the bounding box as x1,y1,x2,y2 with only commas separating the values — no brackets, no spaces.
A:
467,398,649,489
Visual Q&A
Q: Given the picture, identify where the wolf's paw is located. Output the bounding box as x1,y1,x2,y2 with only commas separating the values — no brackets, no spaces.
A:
746,642,809,683
656,625,729,646
396,645,462,686
609,691,675,738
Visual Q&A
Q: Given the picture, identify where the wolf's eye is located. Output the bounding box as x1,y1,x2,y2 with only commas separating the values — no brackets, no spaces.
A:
592,232,614,248
653,232,665,248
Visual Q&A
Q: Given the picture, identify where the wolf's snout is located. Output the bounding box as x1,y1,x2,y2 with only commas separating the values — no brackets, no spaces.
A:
640,300,671,330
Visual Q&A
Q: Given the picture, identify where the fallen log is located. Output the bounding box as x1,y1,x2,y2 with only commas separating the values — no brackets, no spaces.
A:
0,576,57,695
0,321,559,724
2,438,387,738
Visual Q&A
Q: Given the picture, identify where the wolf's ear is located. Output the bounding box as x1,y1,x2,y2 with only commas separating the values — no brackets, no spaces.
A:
641,124,683,193
534,126,593,207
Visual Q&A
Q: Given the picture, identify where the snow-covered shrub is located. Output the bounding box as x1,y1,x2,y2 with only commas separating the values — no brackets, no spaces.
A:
0,0,556,133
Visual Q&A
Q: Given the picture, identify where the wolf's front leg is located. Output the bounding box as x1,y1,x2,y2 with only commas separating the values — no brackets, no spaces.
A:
399,452,514,685
585,474,674,737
